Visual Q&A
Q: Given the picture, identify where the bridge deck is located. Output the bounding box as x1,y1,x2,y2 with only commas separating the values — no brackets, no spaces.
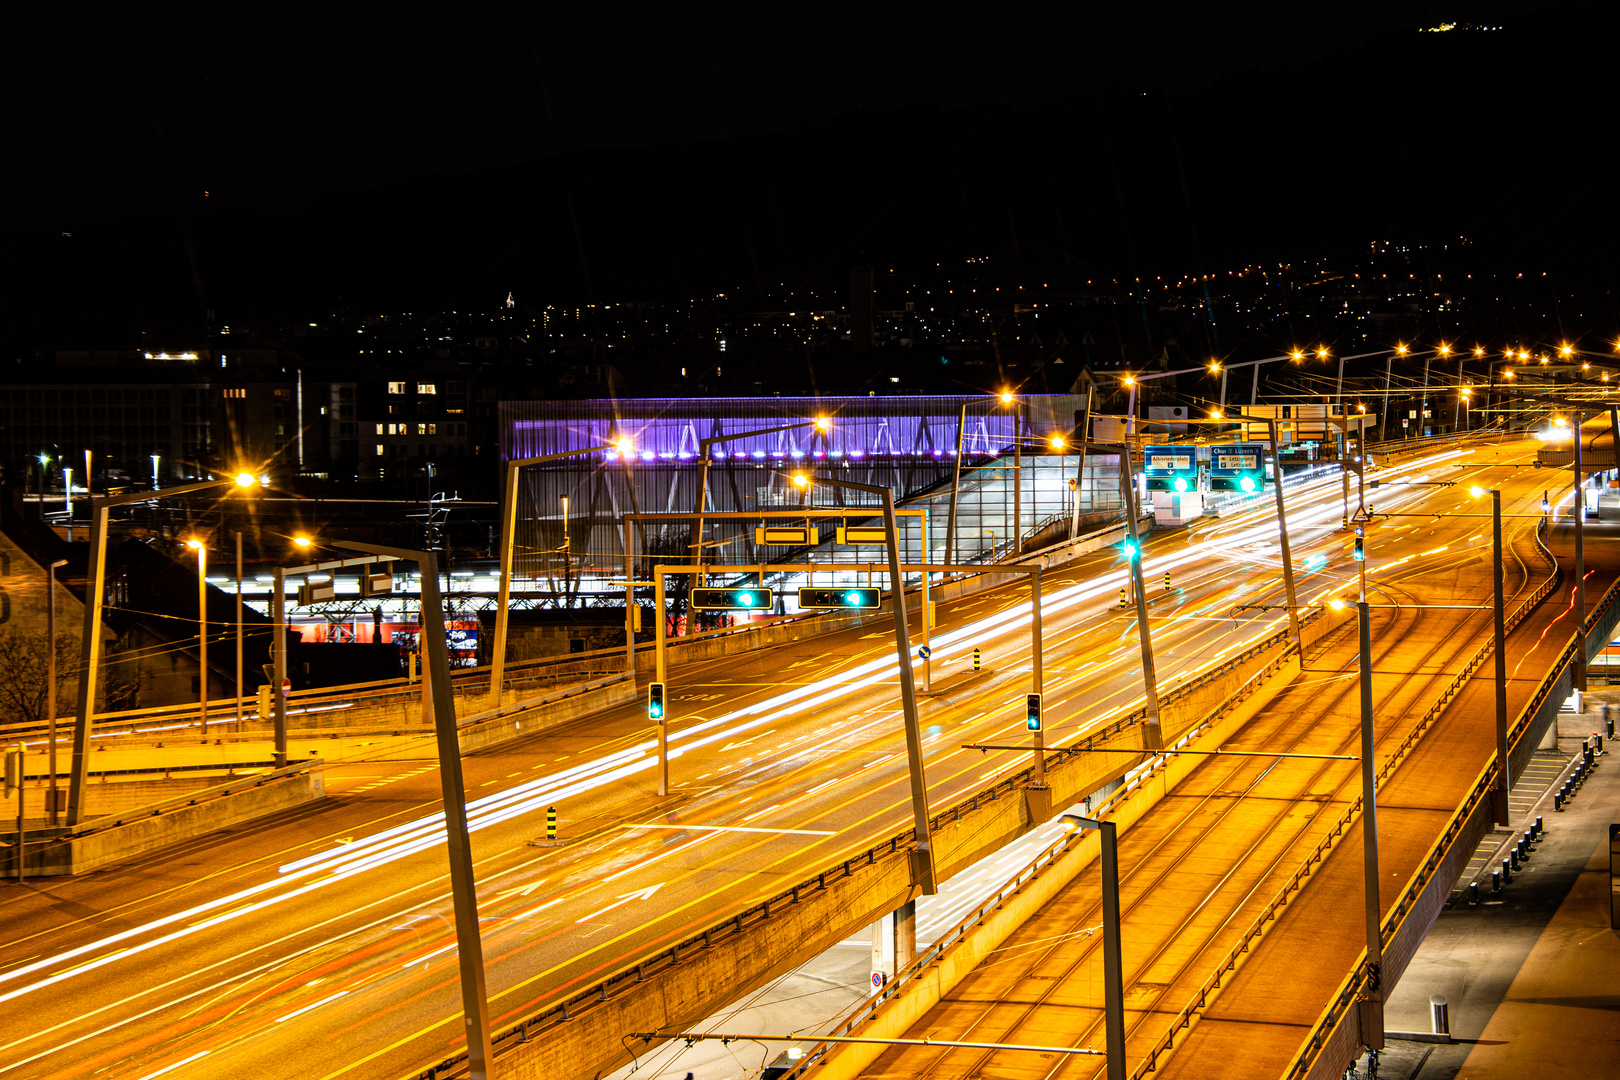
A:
1150,524,1616,1080
853,515,1614,1080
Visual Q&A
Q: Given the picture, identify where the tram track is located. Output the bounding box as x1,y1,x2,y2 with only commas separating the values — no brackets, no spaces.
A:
861,488,1548,1080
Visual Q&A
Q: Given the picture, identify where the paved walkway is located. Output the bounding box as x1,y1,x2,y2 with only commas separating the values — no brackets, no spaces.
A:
1373,703,1620,1079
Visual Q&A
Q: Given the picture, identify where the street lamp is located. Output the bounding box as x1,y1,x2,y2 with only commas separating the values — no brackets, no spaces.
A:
186,537,211,735
692,417,831,583
45,558,67,826
295,537,496,1079
793,472,937,894
1002,391,1024,555
489,445,614,703
67,473,261,825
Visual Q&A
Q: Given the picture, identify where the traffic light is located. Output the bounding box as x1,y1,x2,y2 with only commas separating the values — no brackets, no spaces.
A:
648,682,665,721
798,587,882,609
1353,524,1365,562
1121,539,1139,560
1026,693,1043,732
691,587,774,610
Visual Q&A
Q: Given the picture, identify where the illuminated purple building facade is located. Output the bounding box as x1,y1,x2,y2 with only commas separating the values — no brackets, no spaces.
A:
499,394,1091,585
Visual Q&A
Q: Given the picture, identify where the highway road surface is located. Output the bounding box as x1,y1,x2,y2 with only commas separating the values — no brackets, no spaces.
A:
0,442,1499,1080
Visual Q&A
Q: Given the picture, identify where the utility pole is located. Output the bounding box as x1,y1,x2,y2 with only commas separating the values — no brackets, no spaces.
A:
1065,815,1125,1080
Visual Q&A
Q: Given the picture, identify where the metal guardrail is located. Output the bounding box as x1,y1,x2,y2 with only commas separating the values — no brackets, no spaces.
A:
409,589,1322,1078
1132,516,1561,1078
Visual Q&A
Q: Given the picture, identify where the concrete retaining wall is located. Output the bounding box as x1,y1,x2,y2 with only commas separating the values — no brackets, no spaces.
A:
16,767,326,877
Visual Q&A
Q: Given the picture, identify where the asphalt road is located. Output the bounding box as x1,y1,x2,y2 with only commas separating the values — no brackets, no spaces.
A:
0,441,1503,1080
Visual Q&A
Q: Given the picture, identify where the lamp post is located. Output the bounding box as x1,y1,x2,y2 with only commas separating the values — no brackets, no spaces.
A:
235,530,245,730
1574,410,1587,693
1266,420,1305,655
946,402,968,565
1080,440,1164,751
67,474,260,826
798,472,937,894
1000,391,1023,555
490,445,613,704
692,418,831,584
1073,386,1093,538
326,539,495,1080
185,537,210,736
46,558,67,827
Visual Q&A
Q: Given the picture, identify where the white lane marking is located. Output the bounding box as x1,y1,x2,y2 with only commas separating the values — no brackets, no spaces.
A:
273,989,349,1023
616,823,837,836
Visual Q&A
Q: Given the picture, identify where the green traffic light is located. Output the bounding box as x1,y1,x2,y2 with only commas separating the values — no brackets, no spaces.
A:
1122,541,1138,560
1173,477,1188,493
1239,475,1257,493
844,591,862,606
737,591,756,606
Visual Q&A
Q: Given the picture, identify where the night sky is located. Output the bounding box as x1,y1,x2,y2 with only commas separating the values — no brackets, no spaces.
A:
4,1,1569,226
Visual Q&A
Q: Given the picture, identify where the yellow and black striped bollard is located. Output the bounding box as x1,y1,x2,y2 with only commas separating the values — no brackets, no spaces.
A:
972,648,981,671
546,805,558,842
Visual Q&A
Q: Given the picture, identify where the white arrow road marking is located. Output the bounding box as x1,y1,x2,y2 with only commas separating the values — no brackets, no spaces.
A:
490,880,546,903
576,883,665,923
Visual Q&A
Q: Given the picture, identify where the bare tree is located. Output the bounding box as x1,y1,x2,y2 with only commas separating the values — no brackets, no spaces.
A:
0,630,78,727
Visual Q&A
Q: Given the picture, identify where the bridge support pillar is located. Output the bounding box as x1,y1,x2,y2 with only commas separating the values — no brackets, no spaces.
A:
894,899,917,972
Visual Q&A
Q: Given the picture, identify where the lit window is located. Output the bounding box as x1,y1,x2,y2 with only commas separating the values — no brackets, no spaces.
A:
376,443,385,455
417,423,427,435
387,381,406,394
375,423,384,434
427,423,437,435
417,383,437,395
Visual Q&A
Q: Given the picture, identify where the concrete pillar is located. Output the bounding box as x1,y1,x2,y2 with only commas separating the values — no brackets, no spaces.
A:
894,899,917,972
870,912,893,987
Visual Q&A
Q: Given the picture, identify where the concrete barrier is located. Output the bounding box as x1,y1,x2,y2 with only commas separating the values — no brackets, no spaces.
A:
11,762,326,877
357,675,640,761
